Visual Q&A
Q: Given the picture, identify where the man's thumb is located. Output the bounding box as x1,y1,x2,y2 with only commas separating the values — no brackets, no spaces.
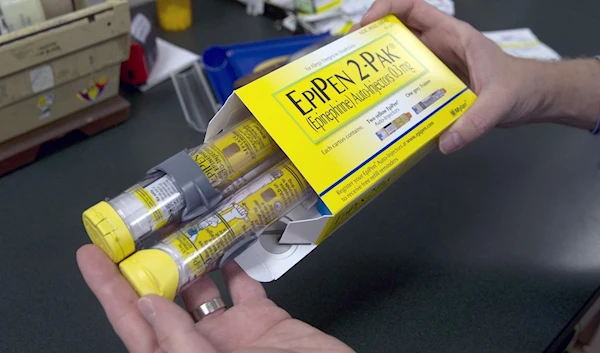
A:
438,90,508,154
138,295,217,353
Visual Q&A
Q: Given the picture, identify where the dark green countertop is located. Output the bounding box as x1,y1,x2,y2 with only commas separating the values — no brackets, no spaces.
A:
1,0,599,352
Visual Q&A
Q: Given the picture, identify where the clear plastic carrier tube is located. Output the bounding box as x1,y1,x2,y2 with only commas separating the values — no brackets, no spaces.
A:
82,117,281,263
118,158,313,300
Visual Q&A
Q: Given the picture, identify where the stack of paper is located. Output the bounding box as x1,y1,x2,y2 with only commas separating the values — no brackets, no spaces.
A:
294,0,455,35
241,0,456,34
340,0,455,26
483,28,561,61
239,0,561,63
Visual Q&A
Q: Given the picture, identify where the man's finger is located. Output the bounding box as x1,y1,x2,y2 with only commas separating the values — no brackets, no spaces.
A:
76,245,158,353
348,23,360,33
138,295,217,353
180,276,225,320
438,90,510,154
222,261,267,304
361,0,450,31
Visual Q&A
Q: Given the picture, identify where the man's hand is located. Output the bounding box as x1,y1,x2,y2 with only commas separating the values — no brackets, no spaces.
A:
360,0,600,153
77,245,354,353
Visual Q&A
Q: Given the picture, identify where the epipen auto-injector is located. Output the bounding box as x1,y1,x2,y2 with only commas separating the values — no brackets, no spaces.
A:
118,157,314,300
82,117,281,263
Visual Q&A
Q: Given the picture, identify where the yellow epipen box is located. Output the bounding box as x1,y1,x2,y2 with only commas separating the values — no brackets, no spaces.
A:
201,14,477,282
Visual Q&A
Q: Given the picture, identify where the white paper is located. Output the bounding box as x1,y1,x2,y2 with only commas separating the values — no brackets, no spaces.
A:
483,28,561,61
139,38,200,92
340,0,371,16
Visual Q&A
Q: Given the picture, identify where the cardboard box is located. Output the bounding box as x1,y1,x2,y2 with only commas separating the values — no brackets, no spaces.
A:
0,0,129,77
0,64,120,143
0,35,129,109
0,0,130,143
204,15,478,282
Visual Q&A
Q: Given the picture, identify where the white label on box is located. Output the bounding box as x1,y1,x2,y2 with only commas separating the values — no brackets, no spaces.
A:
29,65,55,93
131,13,151,44
0,0,46,32
37,93,54,120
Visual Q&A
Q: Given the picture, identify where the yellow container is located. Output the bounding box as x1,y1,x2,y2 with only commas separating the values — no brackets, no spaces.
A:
156,0,191,32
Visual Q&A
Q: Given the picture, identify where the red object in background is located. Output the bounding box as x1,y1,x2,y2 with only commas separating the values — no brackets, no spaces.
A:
120,13,158,87
121,42,150,86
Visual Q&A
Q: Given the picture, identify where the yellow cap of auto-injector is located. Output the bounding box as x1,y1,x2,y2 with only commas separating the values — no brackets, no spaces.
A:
119,249,180,300
82,201,135,263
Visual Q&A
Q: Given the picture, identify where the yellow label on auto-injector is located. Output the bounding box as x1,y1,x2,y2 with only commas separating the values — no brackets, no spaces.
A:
165,160,311,277
131,186,167,228
191,118,280,186
274,34,427,143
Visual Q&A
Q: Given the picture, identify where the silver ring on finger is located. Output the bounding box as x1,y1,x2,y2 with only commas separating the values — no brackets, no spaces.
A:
190,297,226,322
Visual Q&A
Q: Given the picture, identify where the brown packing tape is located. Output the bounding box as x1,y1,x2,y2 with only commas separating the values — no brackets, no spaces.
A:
40,0,74,19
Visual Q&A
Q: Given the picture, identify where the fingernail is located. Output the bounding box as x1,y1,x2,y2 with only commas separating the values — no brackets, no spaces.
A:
439,131,463,154
138,297,156,325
